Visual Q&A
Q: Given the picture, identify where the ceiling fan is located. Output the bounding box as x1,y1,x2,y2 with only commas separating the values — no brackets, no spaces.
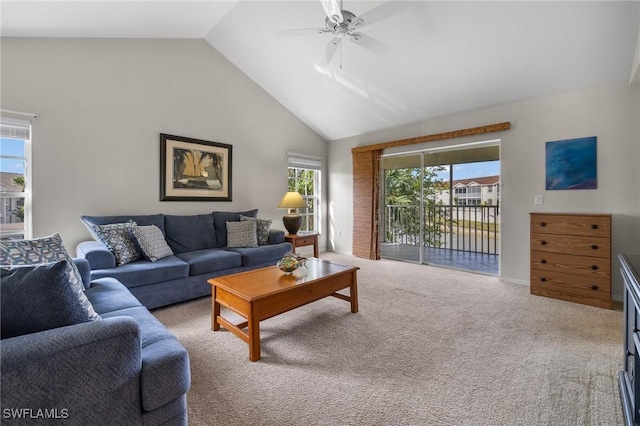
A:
279,0,407,68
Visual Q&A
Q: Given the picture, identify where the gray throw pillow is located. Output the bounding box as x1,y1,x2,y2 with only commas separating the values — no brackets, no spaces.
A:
93,221,141,266
130,225,173,262
226,220,258,248
240,215,272,245
0,233,100,321
1,261,100,339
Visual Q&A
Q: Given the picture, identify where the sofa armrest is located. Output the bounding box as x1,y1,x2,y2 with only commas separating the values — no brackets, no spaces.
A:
72,257,91,289
0,317,142,424
76,241,116,270
268,229,285,244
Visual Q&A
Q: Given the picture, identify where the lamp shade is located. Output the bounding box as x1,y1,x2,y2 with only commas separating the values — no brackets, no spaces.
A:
277,192,307,209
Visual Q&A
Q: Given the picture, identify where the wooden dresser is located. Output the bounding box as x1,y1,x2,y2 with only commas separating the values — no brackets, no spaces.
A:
530,213,612,309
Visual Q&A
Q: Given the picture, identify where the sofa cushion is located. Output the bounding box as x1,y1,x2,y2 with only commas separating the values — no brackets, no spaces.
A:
100,306,190,412
0,233,99,320
212,209,258,247
90,256,189,289
130,225,174,262
1,261,99,339
240,215,272,246
175,248,242,276
224,242,292,267
85,277,143,314
81,214,166,239
94,221,142,266
164,214,217,254
226,220,258,248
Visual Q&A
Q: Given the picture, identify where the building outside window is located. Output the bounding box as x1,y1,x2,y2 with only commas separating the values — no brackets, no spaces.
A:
0,117,31,240
287,155,321,233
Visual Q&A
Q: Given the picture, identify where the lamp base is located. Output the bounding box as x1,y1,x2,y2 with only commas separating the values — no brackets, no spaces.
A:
282,214,302,235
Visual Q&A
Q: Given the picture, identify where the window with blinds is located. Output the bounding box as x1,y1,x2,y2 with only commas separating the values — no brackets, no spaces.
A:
287,155,322,234
1,117,31,240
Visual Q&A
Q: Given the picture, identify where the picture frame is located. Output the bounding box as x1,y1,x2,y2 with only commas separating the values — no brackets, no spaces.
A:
160,133,232,201
545,136,597,190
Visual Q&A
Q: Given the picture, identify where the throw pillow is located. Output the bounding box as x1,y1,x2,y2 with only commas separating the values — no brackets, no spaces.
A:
226,220,258,248
93,221,141,266
130,225,174,262
240,215,272,246
0,233,100,321
212,209,258,247
1,261,100,339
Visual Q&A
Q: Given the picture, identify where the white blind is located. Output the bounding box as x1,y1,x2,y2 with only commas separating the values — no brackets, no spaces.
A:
288,155,322,170
0,117,31,140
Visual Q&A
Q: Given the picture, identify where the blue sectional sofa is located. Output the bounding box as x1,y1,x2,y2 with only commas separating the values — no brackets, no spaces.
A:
76,210,292,309
1,258,190,425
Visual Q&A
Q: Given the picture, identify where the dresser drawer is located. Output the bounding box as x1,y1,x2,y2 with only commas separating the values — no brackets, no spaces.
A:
531,250,610,279
531,269,610,298
530,214,611,238
531,272,611,309
530,233,610,258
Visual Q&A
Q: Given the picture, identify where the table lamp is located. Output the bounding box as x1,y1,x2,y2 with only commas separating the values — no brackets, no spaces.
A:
278,191,307,235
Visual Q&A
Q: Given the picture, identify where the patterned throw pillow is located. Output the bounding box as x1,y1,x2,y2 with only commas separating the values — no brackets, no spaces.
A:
130,225,173,262
1,261,98,339
240,215,272,246
0,233,100,321
93,221,141,266
226,220,258,248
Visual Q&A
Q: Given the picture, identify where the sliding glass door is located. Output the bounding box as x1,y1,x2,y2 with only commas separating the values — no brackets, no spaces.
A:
380,143,500,274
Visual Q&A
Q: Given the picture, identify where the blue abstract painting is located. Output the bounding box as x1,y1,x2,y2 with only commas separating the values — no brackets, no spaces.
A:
545,136,597,190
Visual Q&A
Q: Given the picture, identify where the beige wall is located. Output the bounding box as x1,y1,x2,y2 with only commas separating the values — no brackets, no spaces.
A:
0,38,327,252
328,82,640,300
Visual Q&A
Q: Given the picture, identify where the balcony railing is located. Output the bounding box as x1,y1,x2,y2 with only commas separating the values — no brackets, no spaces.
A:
385,204,500,255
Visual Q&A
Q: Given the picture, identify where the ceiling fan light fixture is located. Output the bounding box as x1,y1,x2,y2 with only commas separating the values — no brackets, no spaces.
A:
321,0,343,24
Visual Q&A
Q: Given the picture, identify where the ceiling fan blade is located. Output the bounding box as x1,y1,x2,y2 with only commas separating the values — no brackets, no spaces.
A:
324,38,341,64
321,0,343,24
350,32,391,56
276,28,329,37
348,1,409,30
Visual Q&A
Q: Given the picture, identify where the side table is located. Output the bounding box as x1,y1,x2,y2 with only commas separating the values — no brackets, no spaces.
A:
284,232,319,258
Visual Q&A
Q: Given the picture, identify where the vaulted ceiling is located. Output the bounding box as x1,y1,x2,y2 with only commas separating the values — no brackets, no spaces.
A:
2,1,639,141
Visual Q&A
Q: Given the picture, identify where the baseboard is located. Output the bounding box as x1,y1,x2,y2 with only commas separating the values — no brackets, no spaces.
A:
499,277,530,286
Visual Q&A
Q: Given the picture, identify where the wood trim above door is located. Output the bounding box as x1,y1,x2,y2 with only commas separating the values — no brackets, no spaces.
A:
351,122,511,154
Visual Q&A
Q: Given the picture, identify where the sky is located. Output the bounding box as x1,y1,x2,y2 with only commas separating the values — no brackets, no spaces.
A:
435,160,500,181
0,138,26,174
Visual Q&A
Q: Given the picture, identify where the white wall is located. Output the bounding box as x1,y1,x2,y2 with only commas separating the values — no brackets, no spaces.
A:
0,38,327,252
328,82,640,300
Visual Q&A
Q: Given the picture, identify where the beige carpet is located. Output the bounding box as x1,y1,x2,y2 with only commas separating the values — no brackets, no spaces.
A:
153,253,624,426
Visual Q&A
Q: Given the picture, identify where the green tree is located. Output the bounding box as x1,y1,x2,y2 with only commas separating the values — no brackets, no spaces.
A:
13,176,25,191
384,166,448,247
13,205,24,221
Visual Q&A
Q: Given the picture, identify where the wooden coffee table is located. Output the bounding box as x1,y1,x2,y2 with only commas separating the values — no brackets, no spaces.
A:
208,258,359,361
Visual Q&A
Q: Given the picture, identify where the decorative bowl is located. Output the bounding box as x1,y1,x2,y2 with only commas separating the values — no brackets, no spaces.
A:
277,254,300,274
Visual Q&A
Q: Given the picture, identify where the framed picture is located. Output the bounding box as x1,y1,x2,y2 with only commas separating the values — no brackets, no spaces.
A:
160,134,232,201
545,136,597,190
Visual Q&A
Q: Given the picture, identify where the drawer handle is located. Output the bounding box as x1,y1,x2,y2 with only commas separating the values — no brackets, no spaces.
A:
591,285,598,291
591,265,598,271
541,259,547,264
592,224,598,230
591,245,598,250
540,240,547,245
541,277,547,282
540,222,546,227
